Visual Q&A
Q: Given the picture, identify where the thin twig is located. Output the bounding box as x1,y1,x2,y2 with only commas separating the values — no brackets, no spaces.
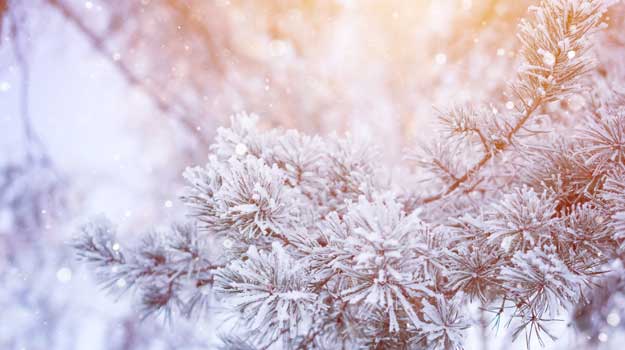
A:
46,0,208,146
9,6,49,164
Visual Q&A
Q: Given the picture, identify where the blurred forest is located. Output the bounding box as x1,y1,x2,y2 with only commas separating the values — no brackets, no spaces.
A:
1,0,624,349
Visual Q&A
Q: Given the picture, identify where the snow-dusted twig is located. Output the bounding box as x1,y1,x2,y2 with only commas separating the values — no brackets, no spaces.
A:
422,0,607,204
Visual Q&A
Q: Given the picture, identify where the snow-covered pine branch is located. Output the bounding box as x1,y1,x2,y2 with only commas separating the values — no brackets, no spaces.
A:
419,0,608,205
72,0,625,349
74,219,221,321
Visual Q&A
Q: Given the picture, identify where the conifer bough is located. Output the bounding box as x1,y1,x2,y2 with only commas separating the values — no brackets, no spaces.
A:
74,0,625,348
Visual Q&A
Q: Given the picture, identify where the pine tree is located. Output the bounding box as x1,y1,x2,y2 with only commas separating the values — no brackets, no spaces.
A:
74,0,625,348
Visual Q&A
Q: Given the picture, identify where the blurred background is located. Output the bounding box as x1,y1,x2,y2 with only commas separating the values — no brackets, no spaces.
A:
1,0,624,349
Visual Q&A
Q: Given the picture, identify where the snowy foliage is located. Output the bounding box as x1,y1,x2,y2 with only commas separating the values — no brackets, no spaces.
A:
216,242,316,345
74,219,220,321
72,0,625,348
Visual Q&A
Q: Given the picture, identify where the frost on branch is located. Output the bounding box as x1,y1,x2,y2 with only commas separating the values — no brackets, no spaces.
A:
482,187,558,252
416,0,608,206
74,117,466,348
215,242,315,347
71,0,625,348
184,155,299,257
603,169,625,240
417,296,469,350
310,199,434,332
578,106,625,171
74,219,220,320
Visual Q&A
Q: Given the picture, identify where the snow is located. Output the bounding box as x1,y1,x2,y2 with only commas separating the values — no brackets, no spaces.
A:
56,267,73,283
2,0,625,349
607,312,621,327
